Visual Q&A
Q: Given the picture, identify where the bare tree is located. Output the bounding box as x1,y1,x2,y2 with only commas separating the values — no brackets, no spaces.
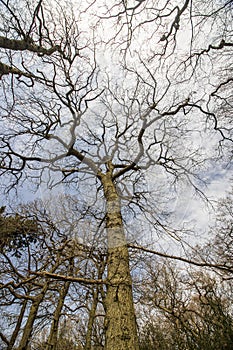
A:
0,0,232,349
0,199,107,350
137,259,233,349
197,186,233,280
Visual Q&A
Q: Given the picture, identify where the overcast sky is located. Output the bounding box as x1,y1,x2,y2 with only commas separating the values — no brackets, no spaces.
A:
0,0,232,255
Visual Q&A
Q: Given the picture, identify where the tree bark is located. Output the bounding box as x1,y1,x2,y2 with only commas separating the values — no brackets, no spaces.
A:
45,280,70,350
7,299,28,350
85,287,99,350
17,283,48,350
0,36,59,55
101,164,139,350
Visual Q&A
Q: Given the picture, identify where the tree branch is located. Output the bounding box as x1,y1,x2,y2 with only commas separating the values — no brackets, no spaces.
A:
31,271,107,285
128,244,233,274
0,36,60,56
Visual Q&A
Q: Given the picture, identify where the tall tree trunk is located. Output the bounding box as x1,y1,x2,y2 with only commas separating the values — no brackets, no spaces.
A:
101,166,139,350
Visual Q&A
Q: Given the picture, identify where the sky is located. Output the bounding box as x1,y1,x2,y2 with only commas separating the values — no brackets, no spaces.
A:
0,0,232,255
